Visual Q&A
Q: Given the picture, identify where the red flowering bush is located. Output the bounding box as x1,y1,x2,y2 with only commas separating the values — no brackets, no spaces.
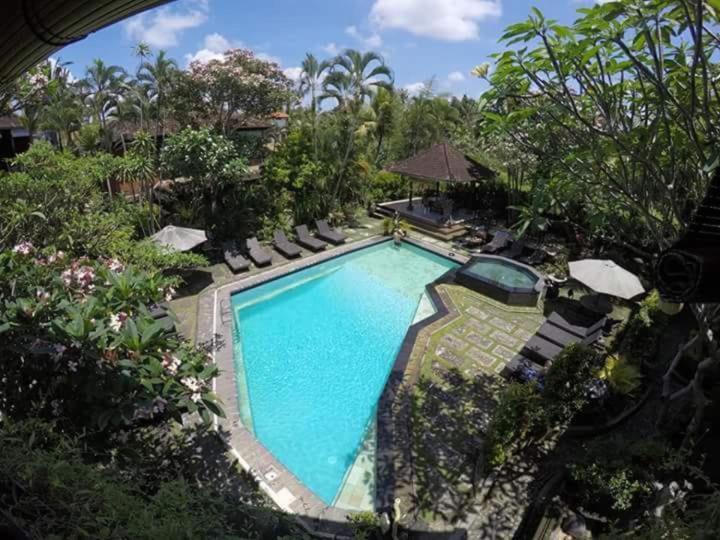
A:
0,243,223,431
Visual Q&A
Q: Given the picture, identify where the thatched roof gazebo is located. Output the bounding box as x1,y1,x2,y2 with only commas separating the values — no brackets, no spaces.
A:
385,142,495,211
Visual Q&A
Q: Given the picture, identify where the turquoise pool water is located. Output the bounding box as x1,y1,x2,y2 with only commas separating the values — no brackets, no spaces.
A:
465,259,538,288
231,241,457,504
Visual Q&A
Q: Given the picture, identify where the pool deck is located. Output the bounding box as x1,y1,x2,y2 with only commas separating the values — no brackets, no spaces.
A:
188,219,557,538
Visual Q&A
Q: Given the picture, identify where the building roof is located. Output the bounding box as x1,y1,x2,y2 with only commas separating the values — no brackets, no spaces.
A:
386,142,496,183
270,112,289,120
657,169,720,302
0,0,171,88
0,115,22,129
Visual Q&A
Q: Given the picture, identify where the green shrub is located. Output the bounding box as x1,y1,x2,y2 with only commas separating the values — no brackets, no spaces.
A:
599,354,642,396
569,462,650,512
484,382,546,468
0,248,221,431
348,511,381,540
544,343,601,423
567,437,667,518
369,171,406,204
618,290,669,364
0,419,303,539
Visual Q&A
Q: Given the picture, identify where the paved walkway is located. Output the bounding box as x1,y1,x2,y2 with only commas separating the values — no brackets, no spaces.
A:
379,284,546,538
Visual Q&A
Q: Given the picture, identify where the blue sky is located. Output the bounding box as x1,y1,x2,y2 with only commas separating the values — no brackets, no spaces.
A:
59,0,600,98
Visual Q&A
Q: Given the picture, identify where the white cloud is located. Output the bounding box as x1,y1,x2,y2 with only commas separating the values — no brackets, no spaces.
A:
370,0,501,41
257,52,281,65
123,1,208,48
322,42,341,55
404,81,426,96
184,32,242,64
345,25,383,50
284,67,303,82
447,70,465,83
185,34,282,66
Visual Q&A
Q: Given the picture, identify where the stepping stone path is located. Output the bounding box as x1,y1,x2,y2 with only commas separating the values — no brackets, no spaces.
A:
426,285,545,378
466,333,494,350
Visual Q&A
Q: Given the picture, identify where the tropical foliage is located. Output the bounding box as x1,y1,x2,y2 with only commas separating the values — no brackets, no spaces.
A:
3,0,720,535
480,0,720,252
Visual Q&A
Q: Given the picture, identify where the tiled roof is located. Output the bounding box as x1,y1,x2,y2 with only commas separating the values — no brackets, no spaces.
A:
386,142,496,183
0,115,22,129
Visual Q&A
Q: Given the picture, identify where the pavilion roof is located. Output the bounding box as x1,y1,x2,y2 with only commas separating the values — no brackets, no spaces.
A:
386,142,496,184
0,0,171,88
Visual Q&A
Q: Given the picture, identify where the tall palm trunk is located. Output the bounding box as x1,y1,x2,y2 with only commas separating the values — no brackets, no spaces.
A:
332,113,358,206
312,87,318,159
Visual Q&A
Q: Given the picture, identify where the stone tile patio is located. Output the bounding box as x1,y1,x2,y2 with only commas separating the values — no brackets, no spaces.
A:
422,285,544,381
379,283,548,538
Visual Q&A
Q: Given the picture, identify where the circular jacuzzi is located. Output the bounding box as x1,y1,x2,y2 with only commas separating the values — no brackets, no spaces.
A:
455,255,545,307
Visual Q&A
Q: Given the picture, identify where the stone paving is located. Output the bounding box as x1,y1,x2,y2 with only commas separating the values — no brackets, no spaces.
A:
377,283,547,538
422,285,544,382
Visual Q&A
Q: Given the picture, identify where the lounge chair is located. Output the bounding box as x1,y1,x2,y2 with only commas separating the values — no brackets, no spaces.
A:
273,230,302,258
246,237,273,267
501,240,526,259
315,219,347,245
522,335,564,365
547,311,606,342
223,241,250,273
521,310,606,365
481,230,512,254
295,225,327,252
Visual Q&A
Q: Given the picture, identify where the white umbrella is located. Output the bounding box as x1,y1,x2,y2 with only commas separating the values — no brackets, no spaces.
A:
150,225,207,252
568,259,645,300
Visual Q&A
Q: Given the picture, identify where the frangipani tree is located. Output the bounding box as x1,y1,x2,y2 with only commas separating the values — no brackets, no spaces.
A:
482,0,720,252
177,49,293,135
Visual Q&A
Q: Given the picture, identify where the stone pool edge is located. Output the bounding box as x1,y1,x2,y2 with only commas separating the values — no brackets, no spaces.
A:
375,238,469,514
195,235,467,537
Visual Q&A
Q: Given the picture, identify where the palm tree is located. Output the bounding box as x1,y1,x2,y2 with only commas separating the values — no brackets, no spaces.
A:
133,42,152,68
299,53,331,115
299,53,331,157
138,50,178,141
82,59,126,150
327,50,393,106
18,106,42,142
369,87,395,165
321,49,393,205
41,86,82,151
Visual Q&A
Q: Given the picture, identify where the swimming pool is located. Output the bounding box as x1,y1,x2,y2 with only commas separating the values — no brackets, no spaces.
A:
455,255,544,307
231,241,457,505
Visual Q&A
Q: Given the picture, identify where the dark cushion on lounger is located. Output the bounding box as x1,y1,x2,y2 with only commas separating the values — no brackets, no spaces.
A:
315,220,347,245
246,237,272,267
294,225,326,252
273,230,302,258
223,241,250,273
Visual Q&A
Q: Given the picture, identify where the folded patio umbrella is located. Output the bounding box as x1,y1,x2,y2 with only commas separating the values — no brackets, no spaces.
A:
568,259,645,300
150,225,207,252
